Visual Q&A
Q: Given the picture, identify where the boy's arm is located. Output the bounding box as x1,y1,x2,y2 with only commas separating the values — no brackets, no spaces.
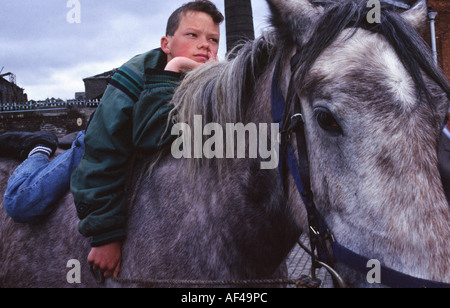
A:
71,68,182,247
70,83,135,247
133,69,182,152
132,56,216,151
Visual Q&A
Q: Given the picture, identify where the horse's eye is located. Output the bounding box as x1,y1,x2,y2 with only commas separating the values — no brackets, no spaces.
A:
314,107,342,135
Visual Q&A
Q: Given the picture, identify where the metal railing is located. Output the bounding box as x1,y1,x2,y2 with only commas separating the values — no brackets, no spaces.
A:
0,99,100,113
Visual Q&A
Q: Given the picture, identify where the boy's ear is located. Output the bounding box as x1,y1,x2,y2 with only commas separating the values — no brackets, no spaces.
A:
161,36,171,55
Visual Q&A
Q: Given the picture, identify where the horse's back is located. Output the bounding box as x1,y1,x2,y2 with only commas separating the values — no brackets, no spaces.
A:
0,154,299,287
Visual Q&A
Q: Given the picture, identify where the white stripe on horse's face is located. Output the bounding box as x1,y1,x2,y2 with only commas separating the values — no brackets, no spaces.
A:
378,45,417,108
310,29,417,112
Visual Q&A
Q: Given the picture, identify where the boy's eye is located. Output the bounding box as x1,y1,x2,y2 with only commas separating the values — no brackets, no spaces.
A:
187,33,197,37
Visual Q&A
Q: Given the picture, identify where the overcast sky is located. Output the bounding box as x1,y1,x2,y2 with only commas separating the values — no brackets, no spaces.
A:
0,0,271,101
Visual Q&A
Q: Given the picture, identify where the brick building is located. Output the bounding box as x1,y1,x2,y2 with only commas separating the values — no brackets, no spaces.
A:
83,69,117,100
0,73,26,103
425,0,450,78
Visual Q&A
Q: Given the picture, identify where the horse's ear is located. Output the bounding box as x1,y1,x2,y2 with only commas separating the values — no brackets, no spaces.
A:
266,0,325,46
401,0,428,31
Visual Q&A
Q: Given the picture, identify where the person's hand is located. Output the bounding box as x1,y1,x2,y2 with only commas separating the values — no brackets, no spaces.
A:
165,57,201,73
206,50,218,63
165,50,219,73
88,241,122,278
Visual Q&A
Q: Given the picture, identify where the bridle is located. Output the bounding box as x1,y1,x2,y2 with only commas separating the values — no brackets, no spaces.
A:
271,51,450,288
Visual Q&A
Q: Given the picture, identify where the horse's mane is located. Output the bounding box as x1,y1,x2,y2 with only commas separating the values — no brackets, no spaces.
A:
283,0,450,122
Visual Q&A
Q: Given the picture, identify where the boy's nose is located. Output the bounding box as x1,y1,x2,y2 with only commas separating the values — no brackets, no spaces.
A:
197,38,210,49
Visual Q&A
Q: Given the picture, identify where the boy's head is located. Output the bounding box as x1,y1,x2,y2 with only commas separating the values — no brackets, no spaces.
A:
165,0,224,37
161,0,224,64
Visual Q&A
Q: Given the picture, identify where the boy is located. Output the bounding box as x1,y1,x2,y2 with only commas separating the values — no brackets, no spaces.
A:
70,1,223,278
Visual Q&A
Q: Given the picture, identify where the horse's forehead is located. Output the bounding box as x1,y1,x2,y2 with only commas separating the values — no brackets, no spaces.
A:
308,29,417,110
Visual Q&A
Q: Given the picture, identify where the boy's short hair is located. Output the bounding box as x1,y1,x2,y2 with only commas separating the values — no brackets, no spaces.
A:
166,0,224,36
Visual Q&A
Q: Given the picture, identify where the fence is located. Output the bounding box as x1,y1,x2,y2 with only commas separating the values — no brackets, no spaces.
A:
0,100,99,135
0,99,100,113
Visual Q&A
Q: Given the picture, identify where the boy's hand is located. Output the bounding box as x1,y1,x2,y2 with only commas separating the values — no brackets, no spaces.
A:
206,50,218,63
165,50,218,73
88,241,122,278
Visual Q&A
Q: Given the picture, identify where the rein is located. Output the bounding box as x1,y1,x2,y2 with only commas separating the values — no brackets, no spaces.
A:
272,55,450,288
271,63,343,287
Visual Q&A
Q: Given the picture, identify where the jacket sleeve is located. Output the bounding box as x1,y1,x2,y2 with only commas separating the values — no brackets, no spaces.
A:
70,68,181,247
133,69,182,152
70,82,135,247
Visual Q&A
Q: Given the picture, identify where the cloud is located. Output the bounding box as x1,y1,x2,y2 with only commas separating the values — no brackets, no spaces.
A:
0,0,271,100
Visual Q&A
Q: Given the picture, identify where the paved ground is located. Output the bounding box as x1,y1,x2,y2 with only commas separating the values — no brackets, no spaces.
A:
286,234,334,288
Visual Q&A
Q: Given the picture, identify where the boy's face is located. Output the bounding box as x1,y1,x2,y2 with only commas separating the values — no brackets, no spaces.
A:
161,11,220,63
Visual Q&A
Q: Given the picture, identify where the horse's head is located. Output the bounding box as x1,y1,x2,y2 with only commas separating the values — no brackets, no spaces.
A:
267,0,450,287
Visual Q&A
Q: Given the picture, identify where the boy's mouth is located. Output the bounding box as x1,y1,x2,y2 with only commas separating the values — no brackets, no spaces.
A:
194,54,208,62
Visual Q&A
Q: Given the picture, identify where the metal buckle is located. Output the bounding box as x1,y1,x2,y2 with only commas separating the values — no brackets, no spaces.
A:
291,113,303,122
310,226,320,236
288,113,305,133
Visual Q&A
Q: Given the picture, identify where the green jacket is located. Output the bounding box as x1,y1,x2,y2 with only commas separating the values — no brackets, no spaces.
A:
70,48,182,247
